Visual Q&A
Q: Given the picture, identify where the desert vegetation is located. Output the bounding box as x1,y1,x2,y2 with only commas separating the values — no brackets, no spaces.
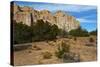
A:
13,19,60,44
69,26,89,37
11,1,97,66
13,21,32,44
43,51,52,59
13,19,97,44
55,41,70,58
13,20,97,65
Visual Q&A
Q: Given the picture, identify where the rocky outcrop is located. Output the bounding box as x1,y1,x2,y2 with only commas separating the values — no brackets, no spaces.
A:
54,10,80,31
12,3,80,32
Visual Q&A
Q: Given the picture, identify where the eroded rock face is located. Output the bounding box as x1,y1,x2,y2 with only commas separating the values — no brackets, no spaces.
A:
12,3,80,31
14,12,32,26
54,11,80,31
39,10,56,25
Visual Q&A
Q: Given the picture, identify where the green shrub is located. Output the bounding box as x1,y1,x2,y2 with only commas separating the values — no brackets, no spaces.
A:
13,21,32,44
31,20,60,41
28,50,32,53
55,41,70,58
73,37,77,41
69,27,89,37
13,19,60,44
89,29,97,35
55,45,64,58
43,52,52,59
61,42,70,53
89,37,94,42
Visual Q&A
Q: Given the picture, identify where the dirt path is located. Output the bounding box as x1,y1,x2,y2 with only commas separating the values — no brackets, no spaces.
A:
14,37,97,66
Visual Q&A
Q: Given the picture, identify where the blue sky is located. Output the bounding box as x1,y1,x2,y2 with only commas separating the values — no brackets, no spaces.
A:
14,1,97,32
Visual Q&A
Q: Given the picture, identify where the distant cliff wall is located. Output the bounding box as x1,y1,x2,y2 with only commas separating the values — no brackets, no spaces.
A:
12,3,80,32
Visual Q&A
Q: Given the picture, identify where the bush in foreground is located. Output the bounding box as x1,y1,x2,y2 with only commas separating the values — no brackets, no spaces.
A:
43,52,52,59
55,41,70,58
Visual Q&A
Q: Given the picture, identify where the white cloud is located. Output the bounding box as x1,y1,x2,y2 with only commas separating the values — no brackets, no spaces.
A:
63,5,96,12
77,18,96,23
15,1,97,13
49,4,96,12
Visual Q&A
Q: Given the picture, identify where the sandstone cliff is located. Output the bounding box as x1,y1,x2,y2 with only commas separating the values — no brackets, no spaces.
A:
12,3,80,32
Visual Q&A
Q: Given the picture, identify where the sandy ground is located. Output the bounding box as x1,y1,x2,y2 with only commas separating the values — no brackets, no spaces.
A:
13,36,97,66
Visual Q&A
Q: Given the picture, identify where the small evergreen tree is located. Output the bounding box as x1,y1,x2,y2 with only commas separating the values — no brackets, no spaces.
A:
89,29,97,35
13,21,32,44
69,27,89,37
